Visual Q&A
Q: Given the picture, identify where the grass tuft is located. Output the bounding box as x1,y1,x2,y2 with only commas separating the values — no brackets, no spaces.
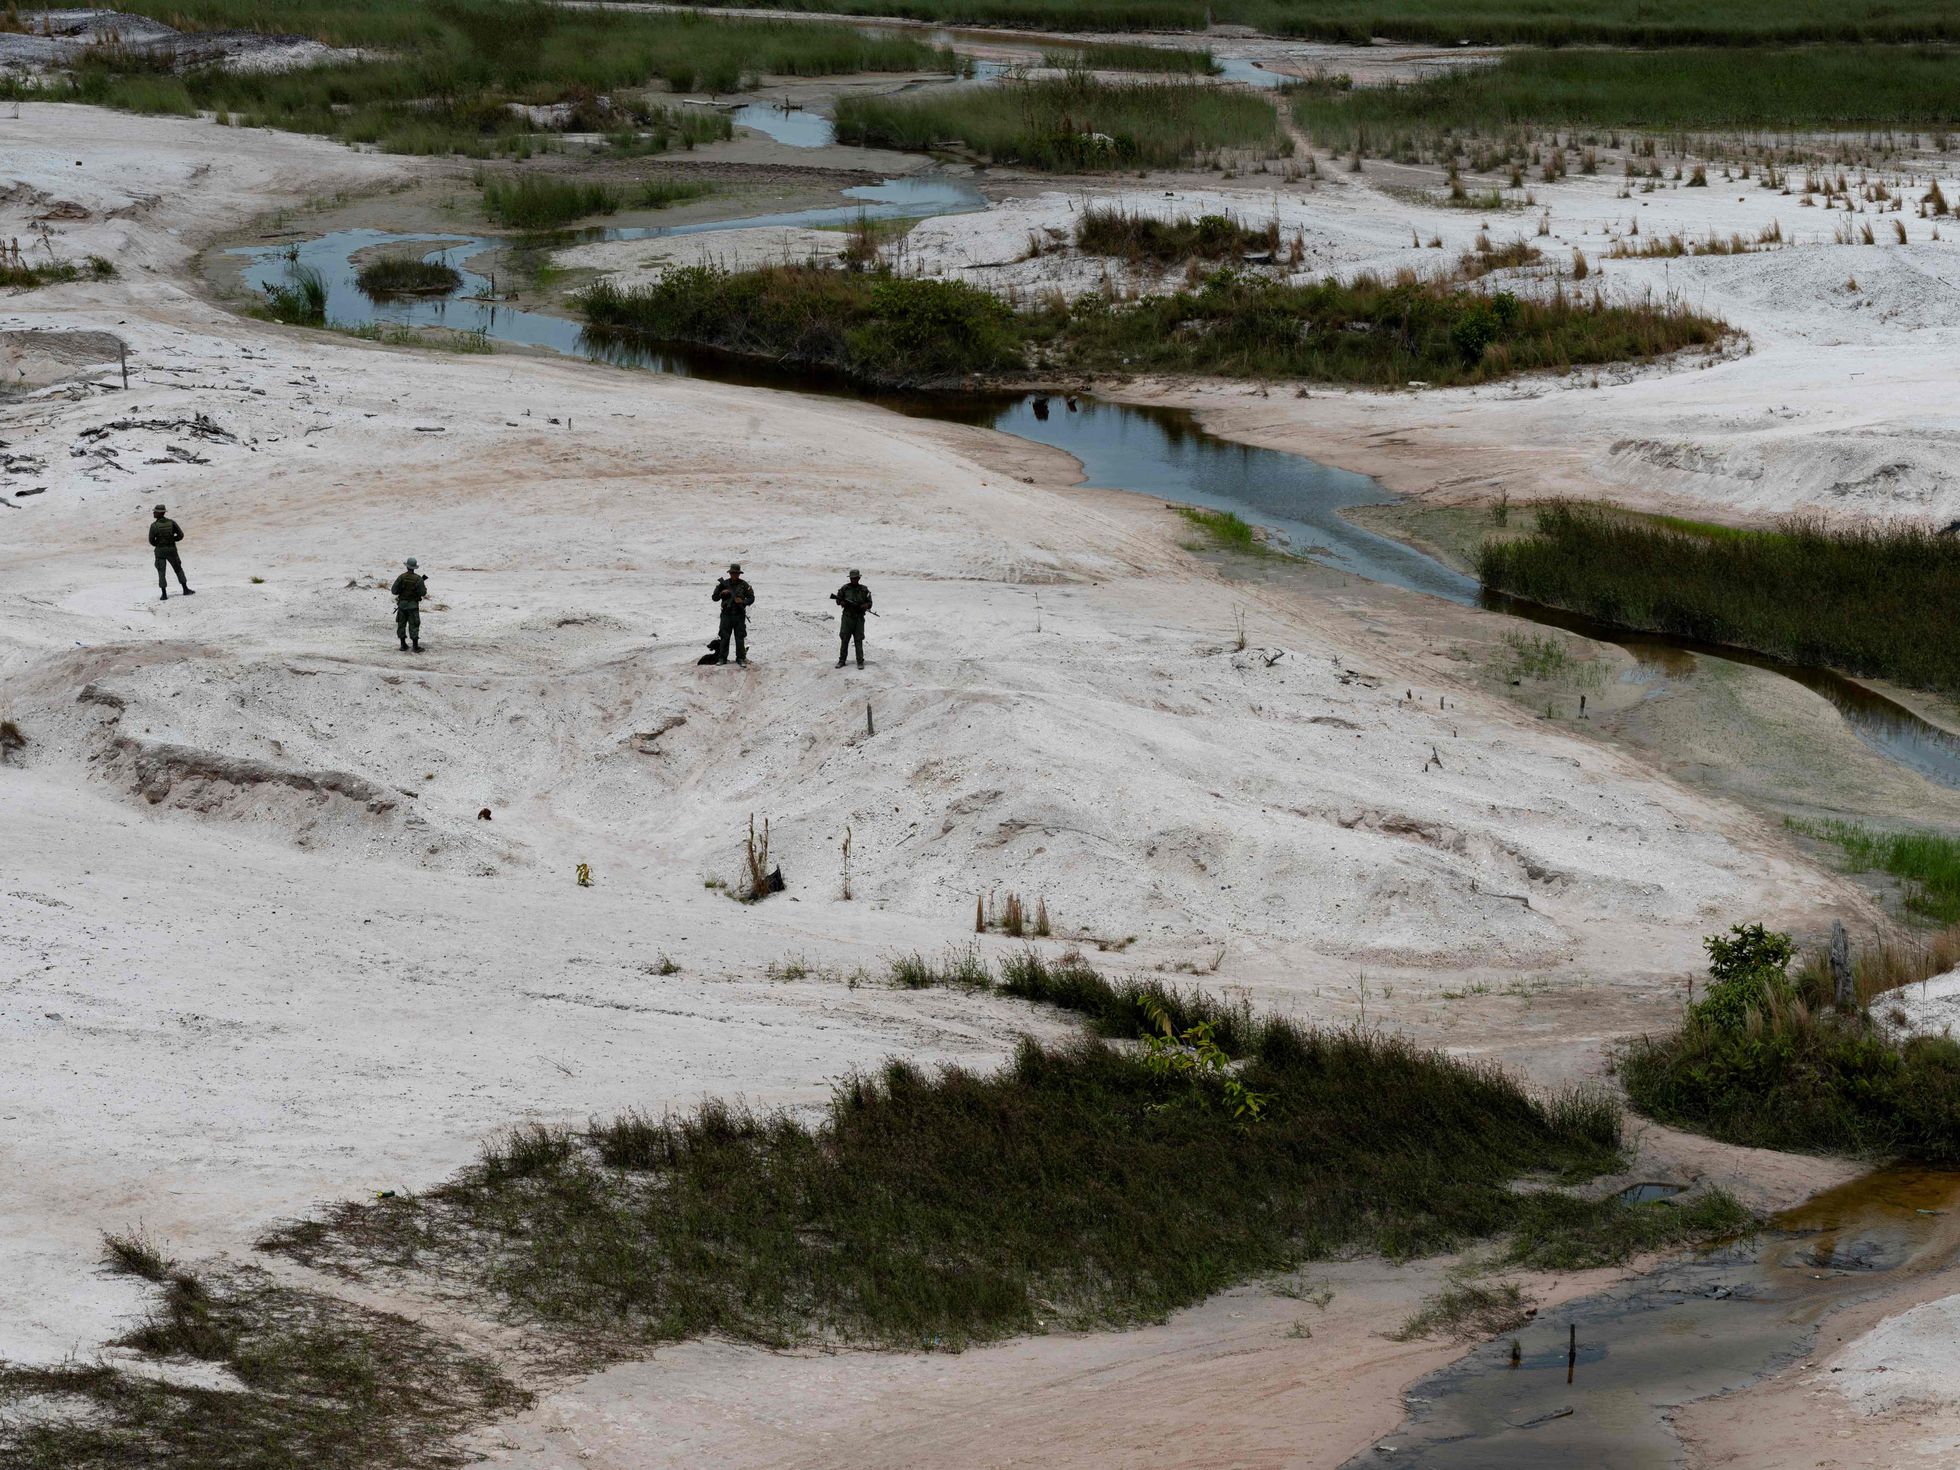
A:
1075,207,1280,264
1623,922,1960,1160
355,254,461,296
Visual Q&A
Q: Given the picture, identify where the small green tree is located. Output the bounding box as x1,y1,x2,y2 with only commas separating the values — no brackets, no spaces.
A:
1694,922,1796,1031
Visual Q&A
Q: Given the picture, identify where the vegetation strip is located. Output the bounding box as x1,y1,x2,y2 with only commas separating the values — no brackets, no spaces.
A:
476,174,718,230
1623,924,1960,1161
262,949,1741,1361
1790,819,1960,926
638,0,1960,46
1292,47,1960,148
1476,503,1960,699
8,0,949,157
833,75,1285,170
576,264,1726,389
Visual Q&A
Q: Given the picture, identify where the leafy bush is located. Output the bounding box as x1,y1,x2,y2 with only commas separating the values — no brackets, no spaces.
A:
1623,923,1960,1160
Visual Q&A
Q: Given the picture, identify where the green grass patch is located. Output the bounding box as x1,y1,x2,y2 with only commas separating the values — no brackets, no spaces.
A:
1045,42,1220,73
578,261,1726,389
1178,506,1269,555
1623,923,1960,1161
481,175,621,228
1789,820,1960,926
1075,206,1280,264
0,254,115,290
12,1,947,157
262,948,1744,1361
578,265,1025,385
1477,502,1960,698
656,0,1960,47
834,75,1285,170
354,255,462,296
0,1237,526,1468
1293,47,1960,151
335,322,495,353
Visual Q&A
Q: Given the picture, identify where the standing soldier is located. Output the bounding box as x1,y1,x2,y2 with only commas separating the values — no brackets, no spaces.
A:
831,568,872,669
149,504,193,601
711,562,754,666
391,557,427,652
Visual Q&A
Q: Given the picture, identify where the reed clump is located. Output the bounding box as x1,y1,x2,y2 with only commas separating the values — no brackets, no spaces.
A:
263,947,1747,1361
578,261,1728,389
3,1,946,156
1622,923,1960,1160
354,254,461,296
1074,207,1281,264
1477,502,1960,697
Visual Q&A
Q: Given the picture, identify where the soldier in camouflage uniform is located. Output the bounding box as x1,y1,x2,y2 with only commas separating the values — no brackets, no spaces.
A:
831,568,872,669
149,504,193,601
391,557,427,652
711,563,754,666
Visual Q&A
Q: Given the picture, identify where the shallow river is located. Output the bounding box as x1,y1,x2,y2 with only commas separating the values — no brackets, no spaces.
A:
227,213,1960,788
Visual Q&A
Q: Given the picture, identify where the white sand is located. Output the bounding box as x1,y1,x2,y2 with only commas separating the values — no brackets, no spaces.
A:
0,101,1947,1466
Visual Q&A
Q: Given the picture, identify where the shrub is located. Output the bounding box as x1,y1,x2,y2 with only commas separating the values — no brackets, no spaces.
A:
1623,923,1960,1160
354,254,461,296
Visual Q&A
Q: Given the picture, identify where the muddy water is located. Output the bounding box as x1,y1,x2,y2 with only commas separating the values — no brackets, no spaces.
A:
1355,1169,1960,1469
221,225,1960,788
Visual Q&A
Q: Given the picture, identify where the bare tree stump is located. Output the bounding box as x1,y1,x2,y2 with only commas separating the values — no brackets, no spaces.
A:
1831,920,1855,1010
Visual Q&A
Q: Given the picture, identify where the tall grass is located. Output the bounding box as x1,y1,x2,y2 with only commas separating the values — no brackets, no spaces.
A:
1044,42,1220,73
481,175,620,228
657,0,1960,46
1026,269,1724,384
9,1,949,156
578,261,1726,388
1622,923,1960,1160
579,265,1025,385
1477,503,1960,697
1791,820,1960,926
1075,206,1280,263
835,75,1285,170
1293,46,1960,150
2,1249,525,1467
259,264,328,326
265,948,1746,1358
354,255,461,296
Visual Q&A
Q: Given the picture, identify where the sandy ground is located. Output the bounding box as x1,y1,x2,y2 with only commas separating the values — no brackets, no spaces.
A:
1,101,1955,1466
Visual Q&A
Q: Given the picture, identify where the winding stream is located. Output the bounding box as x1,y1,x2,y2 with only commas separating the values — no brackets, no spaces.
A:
226,216,1960,789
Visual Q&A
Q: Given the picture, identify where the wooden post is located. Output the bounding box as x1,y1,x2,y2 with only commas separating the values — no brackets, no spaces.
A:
1831,920,1854,1010
866,702,874,737
1567,1323,1576,1384
119,342,128,390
